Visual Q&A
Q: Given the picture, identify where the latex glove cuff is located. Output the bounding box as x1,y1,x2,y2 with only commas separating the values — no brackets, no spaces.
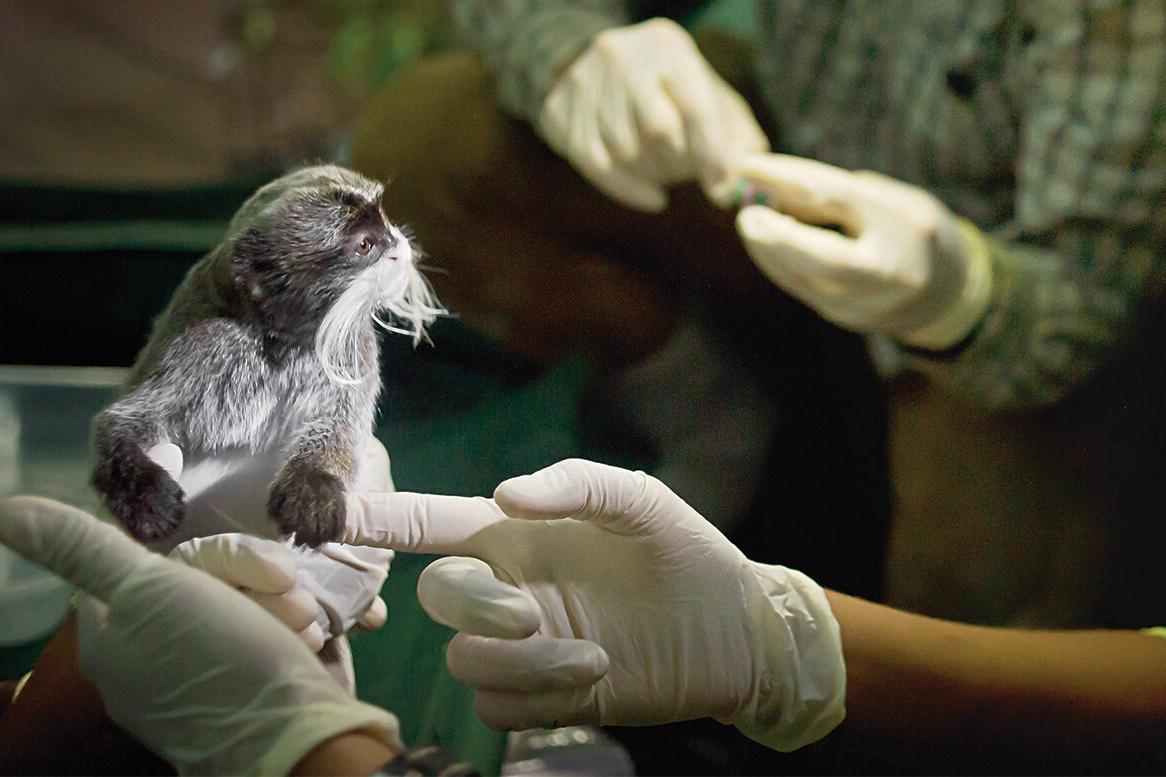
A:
897,218,993,351
730,562,846,752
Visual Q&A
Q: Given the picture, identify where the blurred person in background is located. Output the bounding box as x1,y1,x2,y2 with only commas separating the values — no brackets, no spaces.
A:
350,0,1166,638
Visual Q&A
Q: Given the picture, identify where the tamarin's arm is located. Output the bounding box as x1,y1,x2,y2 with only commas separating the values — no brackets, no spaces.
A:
269,377,378,547
90,381,185,542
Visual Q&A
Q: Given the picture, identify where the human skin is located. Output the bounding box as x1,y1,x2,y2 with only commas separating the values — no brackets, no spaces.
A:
823,590,1166,773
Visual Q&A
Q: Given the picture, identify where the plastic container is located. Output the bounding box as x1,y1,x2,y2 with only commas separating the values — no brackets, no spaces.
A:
0,543,72,646
501,726,635,776
0,368,118,648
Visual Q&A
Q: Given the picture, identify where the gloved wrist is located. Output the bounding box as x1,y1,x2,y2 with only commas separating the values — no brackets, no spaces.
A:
730,562,846,752
897,218,993,351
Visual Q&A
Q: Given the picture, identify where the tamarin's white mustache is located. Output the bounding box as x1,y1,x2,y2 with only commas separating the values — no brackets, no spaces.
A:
315,233,444,385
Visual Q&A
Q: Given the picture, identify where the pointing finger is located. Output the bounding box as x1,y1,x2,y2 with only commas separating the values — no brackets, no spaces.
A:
0,495,149,603
417,556,540,639
169,534,298,593
343,491,508,554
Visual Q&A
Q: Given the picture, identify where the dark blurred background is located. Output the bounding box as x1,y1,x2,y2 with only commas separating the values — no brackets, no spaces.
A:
6,2,1160,775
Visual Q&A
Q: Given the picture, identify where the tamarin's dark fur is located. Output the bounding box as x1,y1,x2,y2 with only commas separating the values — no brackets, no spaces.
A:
91,165,442,546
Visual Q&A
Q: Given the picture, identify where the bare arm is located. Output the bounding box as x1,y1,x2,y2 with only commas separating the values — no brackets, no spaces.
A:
825,591,1166,772
291,729,398,777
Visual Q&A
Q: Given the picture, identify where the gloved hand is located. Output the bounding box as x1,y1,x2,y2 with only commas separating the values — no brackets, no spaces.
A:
733,153,993,350
145,440,390,631
168,533,329,653
344,459,846,752
0,495,402,776
539,17,769,212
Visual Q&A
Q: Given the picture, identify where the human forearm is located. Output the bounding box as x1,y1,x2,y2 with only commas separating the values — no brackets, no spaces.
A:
824,590,1166,771
291,729,399,776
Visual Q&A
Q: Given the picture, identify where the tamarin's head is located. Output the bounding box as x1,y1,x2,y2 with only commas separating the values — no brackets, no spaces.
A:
227,164,444,383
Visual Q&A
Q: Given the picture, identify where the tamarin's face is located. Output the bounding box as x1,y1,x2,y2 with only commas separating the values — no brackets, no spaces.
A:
227,165,443,378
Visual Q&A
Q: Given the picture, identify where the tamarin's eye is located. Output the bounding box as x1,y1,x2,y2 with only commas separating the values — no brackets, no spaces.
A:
355,235,375,256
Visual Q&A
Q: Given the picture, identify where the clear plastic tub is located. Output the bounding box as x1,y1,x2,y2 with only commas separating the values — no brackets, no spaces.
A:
0,545,73,646
0,366,124,647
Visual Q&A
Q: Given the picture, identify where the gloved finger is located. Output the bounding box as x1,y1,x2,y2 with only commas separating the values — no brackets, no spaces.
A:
736,205,861,279
0,496,149,603
851,168,941,221
169,534,298,593
596,71,640,163
542,82,670,212
573,152,669,213
357,595,388,631
560,87,613,174
418,556,540,639
298,621,327,654
473,686,599,731
731,153,866,231
702,92,771,208
492,458,685,534
343,492,508,553
247,587,319,632
736,236,816,298
447,633,609,692
629,81,686,159
145,442,184,480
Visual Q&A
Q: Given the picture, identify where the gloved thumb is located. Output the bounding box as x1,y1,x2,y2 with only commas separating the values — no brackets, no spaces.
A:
169,534,299,594
417,556,541,639
736,205,855,261
0,495,150,602
493,458,672,535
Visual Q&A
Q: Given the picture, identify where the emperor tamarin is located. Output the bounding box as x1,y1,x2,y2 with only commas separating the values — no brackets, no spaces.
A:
91,165,442,546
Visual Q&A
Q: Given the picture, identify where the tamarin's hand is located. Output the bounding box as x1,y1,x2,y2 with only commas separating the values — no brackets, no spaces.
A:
268,463,347,548
90,432,185,542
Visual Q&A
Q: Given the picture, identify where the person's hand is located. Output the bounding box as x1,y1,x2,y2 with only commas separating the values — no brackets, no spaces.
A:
168,533,330,653
343,459,846,752
0,496,401,776
539,17,769,212
146,439,391,635
733,153,993,350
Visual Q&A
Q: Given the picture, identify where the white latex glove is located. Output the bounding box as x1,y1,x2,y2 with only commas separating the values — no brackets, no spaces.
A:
168,533,329,654
0,495,402,776
539,17,770,212
733,153,993,350
146,440,391,635
343,459,846,753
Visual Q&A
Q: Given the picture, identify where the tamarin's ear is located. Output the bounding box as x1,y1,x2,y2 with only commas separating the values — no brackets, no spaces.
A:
230,228,272,302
